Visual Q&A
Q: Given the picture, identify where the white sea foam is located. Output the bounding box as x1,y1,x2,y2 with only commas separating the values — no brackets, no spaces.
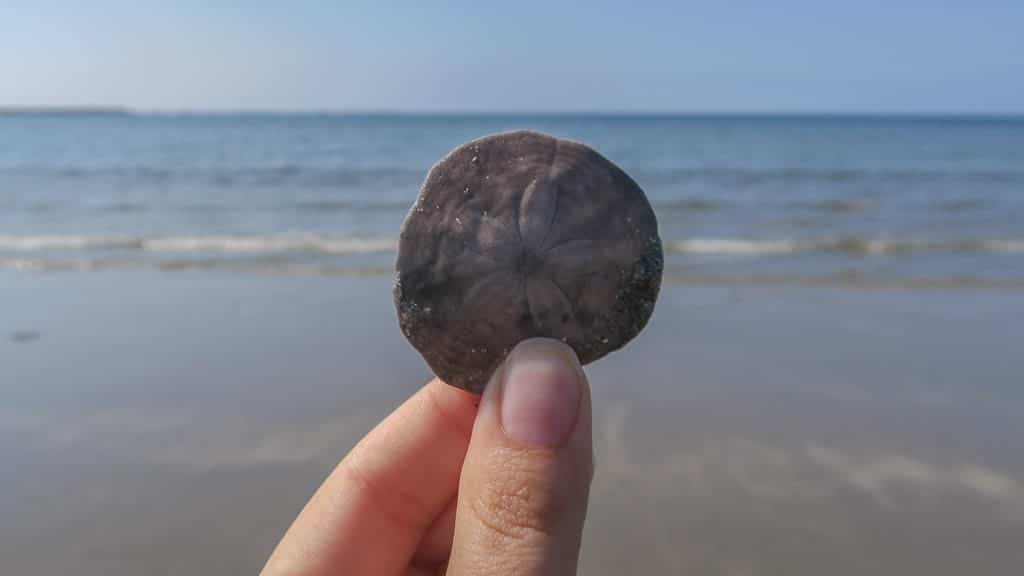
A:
0,235,143,250
989,240,1024,253
669,237,1024,256
0,235,398,254
671,239,800,255
2,234,1023,258
141,236,397,254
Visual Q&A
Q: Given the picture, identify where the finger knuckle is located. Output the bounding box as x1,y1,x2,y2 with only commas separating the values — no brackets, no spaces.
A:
340,453,432,533
469,448,564,543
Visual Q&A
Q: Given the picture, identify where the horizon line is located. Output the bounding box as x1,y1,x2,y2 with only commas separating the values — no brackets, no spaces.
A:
2,105,1023,119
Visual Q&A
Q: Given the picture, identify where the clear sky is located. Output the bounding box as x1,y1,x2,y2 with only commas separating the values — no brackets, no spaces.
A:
2,0,1022,113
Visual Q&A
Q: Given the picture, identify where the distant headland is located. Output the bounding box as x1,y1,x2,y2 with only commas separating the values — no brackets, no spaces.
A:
0,106,133,116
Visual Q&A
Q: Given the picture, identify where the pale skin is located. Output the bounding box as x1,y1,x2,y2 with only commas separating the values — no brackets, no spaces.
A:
262,338,594,576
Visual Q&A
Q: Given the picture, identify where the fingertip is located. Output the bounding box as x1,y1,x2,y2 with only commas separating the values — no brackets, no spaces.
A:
500,339,584,447
473,338,590,447
424,377,481,434
447,339,594,575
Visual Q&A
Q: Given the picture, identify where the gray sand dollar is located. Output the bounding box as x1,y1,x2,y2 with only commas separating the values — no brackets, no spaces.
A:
394,131,663,393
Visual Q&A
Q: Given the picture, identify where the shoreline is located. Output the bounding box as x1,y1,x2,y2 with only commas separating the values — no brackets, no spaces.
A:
4,261,1024,291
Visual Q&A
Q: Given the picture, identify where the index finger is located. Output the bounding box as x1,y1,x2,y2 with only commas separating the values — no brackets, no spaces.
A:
262,378,478,576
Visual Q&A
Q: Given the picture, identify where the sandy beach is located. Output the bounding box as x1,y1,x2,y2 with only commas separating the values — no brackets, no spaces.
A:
3,269,1023,574
4,111,1023,574
6,0,1024,571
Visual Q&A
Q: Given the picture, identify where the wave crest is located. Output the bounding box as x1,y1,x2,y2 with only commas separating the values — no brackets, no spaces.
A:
0,235,397,254
672,238,1024,256
2,234,1023,258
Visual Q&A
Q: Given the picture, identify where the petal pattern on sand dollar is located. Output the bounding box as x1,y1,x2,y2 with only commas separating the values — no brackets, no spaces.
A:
518,175,558,252
525,276,581,342
395,130,662,391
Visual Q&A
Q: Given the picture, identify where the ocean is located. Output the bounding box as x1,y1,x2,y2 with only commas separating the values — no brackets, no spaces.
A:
3,113,1024,575
3,113,1024,285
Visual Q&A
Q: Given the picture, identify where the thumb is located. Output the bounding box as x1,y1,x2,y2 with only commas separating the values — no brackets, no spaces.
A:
447,338,593,575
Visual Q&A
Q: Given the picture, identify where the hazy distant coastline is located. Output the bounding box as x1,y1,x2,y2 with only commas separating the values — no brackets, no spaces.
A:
0,106,132,117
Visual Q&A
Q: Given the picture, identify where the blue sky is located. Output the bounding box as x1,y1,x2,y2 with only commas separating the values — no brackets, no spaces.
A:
2,0,1021,113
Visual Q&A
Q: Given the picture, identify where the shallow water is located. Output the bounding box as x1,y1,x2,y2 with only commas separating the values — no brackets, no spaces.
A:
2,271,1022,574
3,114,1024,282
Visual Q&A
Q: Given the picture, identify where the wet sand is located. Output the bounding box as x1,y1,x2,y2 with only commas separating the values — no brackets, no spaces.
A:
2,270,1023,574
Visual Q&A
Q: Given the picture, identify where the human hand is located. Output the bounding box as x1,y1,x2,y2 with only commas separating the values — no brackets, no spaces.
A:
262,338,594,575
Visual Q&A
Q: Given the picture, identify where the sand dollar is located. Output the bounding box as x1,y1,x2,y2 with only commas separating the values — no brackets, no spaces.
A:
394,130,662,393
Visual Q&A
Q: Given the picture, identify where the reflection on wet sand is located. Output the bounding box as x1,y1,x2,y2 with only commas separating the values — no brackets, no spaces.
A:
3,271,1024,574
596,400,1024,515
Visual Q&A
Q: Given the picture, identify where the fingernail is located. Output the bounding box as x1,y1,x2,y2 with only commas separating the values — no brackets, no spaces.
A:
500,339,582,447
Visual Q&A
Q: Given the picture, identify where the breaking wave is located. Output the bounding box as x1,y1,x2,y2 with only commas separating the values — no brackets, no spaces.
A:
2,234,1024,258
0,235,398,254
670,238,1024,256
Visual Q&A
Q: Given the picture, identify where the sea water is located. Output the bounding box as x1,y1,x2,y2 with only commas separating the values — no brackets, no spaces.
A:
2,113,1023,284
